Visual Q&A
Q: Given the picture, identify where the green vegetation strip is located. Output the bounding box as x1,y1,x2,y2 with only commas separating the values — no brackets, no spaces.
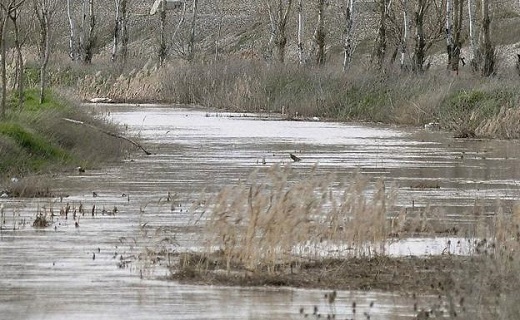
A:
0,122,68,159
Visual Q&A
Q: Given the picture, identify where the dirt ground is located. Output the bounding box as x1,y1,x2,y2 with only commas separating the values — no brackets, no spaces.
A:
170,254,478,295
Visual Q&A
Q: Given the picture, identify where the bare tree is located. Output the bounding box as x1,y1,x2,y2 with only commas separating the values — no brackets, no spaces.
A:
213,0,224,63
170,2,188,59
312,0,326,65
0,8,8,118
297,0,304,65
446,0,463,72
343,0,355,70
9,0,28,108
412,0,428,72
67,0,96,63
67,0,78,60
34,0,58,104
81,0,95,63
112,0,128,67
372,0,390,70
265,0,293,63
0,0,26,117
187,0,199,61
467,0,476,63
474,0,494,76
400,0,409,69
158,0,167,64
409,0,445,72
151,0,189,63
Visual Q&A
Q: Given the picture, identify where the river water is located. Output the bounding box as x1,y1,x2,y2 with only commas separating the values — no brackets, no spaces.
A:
1,104,519,319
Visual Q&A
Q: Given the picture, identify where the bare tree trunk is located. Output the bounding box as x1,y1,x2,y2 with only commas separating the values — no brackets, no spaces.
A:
0,14,7,119
266,1,276,60
447,0,463,72
34,0,53,104
213,0,223,63
477,0,494,76
413,0,428,72
120,0,128,64
79,0,95,63
276,0,292,63
400,0,408,69
79,0,86,60
297,0,304,65
39,21,50,105
468,0,476,65
214,17,222,63
83,0,95,63
313,0,326,65
372,0,388,70
171,2,187,45
265,0,293,63
446,0,453,66
111,0,120,62
0,0,27,116
158,0,167,65
67,0,78,60
112,0,128,67
187,0,199,61
9,8,24,108
343,0,355,71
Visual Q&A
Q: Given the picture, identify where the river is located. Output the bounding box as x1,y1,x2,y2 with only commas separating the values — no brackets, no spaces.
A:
1,104,519,319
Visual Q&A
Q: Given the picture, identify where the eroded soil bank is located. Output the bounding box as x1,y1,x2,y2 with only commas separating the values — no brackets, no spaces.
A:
172,254,476,295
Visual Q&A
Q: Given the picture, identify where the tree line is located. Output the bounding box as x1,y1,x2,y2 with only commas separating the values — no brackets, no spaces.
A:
0,0,503,119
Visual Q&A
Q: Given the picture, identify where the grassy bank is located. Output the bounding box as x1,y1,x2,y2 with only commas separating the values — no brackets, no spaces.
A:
70,59,520,139
0,89,132,195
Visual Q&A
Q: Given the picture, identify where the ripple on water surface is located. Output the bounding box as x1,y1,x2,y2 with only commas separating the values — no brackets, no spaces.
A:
2,105,520,319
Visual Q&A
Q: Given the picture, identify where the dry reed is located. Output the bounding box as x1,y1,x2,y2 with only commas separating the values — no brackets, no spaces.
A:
199,164,398,273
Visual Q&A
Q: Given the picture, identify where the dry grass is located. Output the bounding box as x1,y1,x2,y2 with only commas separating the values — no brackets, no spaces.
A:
70,57,520,139
191,164,399,274
166,164,520,319
441,201,520,320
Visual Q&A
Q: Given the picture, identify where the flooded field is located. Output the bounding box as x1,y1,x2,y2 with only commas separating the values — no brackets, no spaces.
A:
2,104,520,319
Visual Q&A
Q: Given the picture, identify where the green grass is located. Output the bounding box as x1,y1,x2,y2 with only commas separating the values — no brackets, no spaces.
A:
0,89,131,178
435,86,519,136
13,88,67,111
0,122,68,159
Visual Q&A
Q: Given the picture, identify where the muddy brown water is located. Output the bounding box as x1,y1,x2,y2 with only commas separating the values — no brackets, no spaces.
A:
1,104,519,319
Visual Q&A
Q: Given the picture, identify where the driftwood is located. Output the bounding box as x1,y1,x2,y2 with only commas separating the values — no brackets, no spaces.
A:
62,118,152,155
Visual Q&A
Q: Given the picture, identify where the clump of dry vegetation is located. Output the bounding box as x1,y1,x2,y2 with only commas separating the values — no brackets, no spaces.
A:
165,165,520,319
171,166,470,282
193,165,397,275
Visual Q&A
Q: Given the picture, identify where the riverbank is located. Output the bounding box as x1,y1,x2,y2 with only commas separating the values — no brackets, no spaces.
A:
70,59,520,139
0,90,132,195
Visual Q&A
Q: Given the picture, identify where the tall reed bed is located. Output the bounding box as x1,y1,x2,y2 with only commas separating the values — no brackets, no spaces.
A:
156,59,520,136
200,164,397,273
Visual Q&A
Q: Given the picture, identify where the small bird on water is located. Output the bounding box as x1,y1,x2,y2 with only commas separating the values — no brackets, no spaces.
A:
289,153,301,162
